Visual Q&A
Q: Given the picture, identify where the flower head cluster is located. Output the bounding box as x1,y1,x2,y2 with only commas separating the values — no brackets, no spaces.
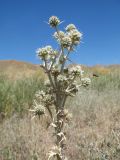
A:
68,29,82,45
35,90,46,99
51,65,60,76
69,65,84,77
33,105,45,116
65,23,82,45
56,74,80,96
61,36,72,48
49,16,60,27
54,31,72,48
57,75,67,82
37,46,58,62
57,75,72,90
36,46,53,60
81,78,91,87
30,101,45,118
35,90,54,107
66,81,79,96
49,50,58,61
65,24,76,32
52,21,82,49
53,31,65,39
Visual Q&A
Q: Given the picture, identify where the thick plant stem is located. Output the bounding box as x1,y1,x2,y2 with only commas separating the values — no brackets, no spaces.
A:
55,106,66,160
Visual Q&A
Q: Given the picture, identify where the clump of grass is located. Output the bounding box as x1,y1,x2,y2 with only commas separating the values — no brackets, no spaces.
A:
0,73,44,117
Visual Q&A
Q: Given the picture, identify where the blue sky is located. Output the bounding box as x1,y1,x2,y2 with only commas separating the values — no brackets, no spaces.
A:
0,0,120,66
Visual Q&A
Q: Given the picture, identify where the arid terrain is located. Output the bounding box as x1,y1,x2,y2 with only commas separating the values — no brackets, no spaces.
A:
0,60,45,80
0,60,120,160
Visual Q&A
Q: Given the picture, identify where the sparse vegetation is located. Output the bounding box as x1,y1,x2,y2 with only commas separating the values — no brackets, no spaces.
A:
0,67,120,159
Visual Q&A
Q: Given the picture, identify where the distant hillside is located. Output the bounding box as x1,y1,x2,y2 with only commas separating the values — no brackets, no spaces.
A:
0,60,44,80
89,64,120,75
0,60,120,80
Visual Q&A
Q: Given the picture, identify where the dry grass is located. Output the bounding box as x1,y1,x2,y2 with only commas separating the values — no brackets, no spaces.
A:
0,89,120,159
0,115,53,160
65,89,120,159
0,65,120,159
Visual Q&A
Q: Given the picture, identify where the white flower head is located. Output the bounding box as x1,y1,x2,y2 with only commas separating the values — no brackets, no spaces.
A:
45,45,53,52
49,16,60,27
69,29,82,45
30,101,45,118
65,24,76,32
36,45,53,60
49,50,58,61
81,77,91,86
53,31,65,40
35,90,46,98
61,36,72,48
69,65,84,76
57,75,67,82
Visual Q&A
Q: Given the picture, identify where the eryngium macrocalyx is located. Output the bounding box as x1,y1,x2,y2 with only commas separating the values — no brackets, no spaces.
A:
49,16,60,27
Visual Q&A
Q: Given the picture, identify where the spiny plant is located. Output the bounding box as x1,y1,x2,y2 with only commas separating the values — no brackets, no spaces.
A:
30,16,91,160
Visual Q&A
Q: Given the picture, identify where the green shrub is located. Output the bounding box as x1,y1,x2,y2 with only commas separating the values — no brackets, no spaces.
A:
0,74,44,117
